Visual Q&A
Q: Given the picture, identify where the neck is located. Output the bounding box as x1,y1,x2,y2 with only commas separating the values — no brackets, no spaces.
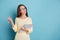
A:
20,14,27,19
21,14,26,17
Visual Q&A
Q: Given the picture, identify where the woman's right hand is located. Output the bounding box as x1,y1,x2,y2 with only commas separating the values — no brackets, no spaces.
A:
8,16,13,24
8,16,14,27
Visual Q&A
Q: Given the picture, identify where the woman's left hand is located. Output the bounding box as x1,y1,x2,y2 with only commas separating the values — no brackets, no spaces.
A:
21,27,29,33
21,27,25,30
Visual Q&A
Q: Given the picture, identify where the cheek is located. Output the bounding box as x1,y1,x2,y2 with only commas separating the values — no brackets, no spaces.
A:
22,10,26,14
24,10,26,13
20,9,26,14
22,10,26,13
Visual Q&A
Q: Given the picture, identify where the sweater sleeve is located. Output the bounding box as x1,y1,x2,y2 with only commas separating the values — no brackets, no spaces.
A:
12,18,25,32
12,18,18,32
26,18,33,34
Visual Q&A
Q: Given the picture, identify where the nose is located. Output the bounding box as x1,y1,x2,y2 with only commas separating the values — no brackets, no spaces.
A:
20,10,23,13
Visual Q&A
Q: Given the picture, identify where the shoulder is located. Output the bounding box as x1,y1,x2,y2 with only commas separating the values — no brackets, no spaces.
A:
15,17,19,20
27,17,32,21
26,17,32,24
28,17,32,20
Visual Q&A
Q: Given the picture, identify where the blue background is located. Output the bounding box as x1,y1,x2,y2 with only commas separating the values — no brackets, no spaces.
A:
0,0,60,40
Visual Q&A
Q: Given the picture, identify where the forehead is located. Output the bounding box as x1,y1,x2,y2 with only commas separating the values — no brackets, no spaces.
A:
19,6,25,9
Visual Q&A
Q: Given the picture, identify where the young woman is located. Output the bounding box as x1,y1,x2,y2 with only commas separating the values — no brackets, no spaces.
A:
8,4,33,40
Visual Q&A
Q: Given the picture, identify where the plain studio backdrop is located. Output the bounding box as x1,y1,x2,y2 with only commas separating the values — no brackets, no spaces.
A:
0,0,60,40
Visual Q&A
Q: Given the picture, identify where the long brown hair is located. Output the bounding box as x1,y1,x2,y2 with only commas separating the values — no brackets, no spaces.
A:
17,4,28,17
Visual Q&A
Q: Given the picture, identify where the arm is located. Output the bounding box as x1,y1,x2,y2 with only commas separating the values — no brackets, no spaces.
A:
25,24,33,34
12,18,18,32
22,18,33,34
8,17,18,32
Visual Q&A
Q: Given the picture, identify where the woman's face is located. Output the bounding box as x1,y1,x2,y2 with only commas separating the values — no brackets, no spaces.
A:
19,6,26,15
